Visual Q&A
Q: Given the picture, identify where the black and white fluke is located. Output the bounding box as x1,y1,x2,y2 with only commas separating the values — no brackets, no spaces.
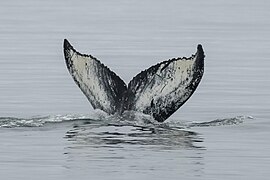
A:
63,39,204,122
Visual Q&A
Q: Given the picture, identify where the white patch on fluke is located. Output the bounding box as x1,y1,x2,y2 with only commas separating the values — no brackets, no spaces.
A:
68,49,110,110
64,39,127,114
134,57,196,111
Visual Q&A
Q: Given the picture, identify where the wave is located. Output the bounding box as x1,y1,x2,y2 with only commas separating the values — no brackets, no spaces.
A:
0,113,253,150
188,116,254,127
0,114,93,128
0,111,253,128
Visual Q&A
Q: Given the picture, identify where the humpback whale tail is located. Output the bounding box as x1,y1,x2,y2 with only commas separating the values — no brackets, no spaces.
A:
63,39,204,122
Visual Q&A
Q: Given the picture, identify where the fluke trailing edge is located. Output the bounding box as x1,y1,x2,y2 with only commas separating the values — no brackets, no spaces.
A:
63,39,204,122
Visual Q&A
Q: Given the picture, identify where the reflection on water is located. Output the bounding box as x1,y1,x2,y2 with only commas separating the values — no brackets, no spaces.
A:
62,118,205,179
65,119,204,149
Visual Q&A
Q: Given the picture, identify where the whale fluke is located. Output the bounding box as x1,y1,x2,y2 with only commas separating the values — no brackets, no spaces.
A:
122,45,204,122
63,39,204,122
64,39,127,114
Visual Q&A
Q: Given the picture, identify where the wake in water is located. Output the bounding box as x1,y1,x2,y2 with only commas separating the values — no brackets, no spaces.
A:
0,113,253,149
0,114,91,128
0,111,253,129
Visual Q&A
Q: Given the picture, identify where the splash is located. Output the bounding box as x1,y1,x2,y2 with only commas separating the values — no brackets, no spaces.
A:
188,116,254,127
0,111,253,128
0,114,93,128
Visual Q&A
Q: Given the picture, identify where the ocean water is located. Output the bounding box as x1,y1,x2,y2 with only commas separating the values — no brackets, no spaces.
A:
1,0,270,179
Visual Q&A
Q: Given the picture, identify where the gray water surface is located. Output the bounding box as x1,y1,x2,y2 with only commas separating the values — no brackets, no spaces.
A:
1,0,270,179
